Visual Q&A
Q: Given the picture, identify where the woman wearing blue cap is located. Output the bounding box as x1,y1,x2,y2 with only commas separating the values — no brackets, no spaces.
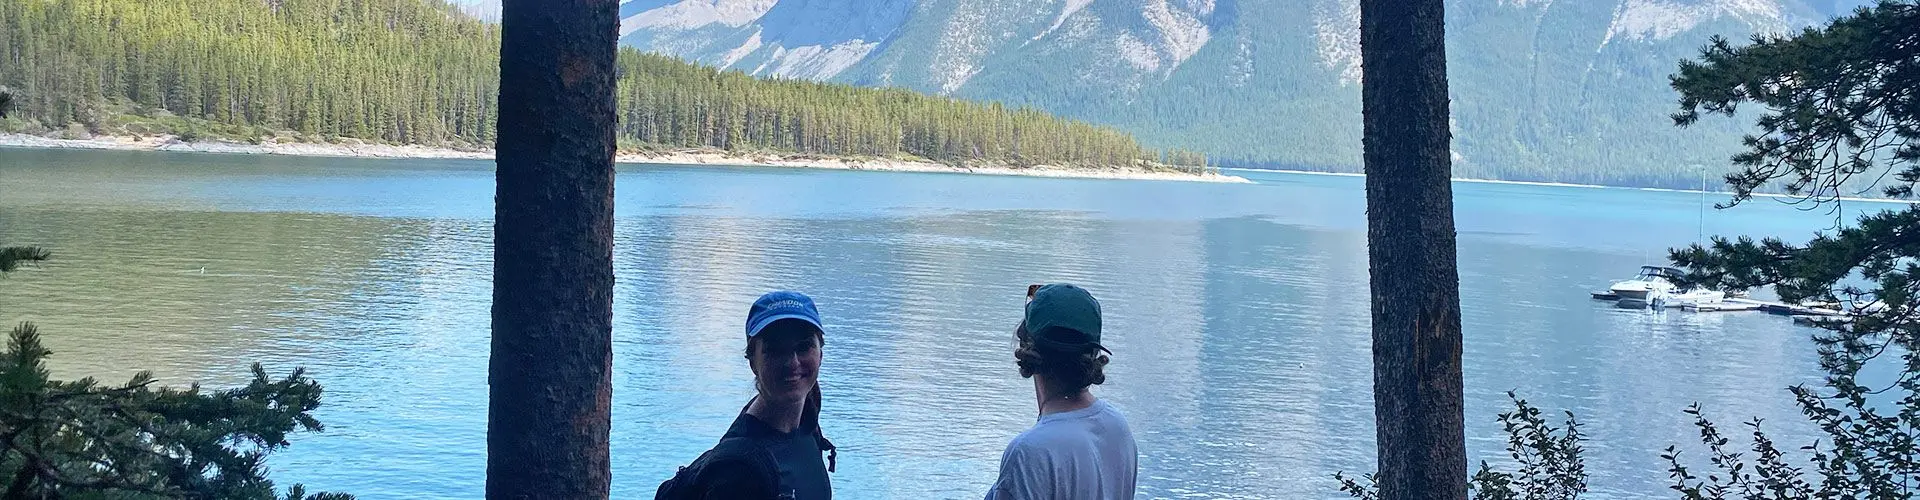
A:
655,291,836,500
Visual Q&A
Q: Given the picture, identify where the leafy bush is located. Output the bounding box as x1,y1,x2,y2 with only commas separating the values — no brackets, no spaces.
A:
1338,392,1588,500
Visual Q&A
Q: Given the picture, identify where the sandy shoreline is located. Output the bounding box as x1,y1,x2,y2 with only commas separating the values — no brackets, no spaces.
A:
0,133,1250,184
1219,167,1912,204
1221,166,1609,189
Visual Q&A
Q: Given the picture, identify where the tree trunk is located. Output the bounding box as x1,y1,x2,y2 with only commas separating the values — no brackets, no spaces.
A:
488,0,617,498
1359,0,1467,498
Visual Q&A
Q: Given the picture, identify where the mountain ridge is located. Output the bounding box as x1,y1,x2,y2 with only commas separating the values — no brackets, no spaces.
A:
506,0,1883,187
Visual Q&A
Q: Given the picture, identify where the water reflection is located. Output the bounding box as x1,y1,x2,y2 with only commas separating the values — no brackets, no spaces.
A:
0,149,1851,498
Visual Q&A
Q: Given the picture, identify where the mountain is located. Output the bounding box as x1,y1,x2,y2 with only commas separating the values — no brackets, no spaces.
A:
452,0,501,21
523,0,1881,187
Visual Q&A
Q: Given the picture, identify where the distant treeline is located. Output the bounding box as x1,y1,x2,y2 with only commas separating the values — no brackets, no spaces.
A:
615,53,1208,168
0,0,1208,169
0,0,499,145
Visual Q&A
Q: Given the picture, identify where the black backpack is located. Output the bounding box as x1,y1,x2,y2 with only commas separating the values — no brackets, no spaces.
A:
659,394,838,500
654,435,784,500
655,432,839,500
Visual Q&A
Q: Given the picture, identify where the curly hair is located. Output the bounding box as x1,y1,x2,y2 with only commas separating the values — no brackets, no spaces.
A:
1013,323,1109,395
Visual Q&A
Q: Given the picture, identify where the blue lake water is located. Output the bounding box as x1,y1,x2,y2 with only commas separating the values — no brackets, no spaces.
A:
0,147,1895,498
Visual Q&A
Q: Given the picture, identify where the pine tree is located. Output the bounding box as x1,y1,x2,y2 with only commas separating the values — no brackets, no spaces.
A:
1360,0,1468,498
0,86,14,119
0,246,349,499
1663,3,1920,495
488,0,616,497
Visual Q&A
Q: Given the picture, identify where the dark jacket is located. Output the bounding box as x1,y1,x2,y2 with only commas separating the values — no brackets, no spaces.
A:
665,389,836,500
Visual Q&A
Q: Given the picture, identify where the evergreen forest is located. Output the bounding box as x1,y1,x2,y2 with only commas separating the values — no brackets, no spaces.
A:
0,0,1210,170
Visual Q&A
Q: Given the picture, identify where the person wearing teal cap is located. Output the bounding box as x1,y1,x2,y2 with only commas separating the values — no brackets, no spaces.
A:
985,284,1138,500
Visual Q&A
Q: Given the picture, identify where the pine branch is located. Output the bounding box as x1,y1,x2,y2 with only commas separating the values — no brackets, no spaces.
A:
0,248,48,275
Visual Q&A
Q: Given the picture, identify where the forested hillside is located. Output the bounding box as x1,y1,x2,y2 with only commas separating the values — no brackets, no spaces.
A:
0,0,1196,169
615,53,1186,167
608,0,1879,189
0,0,500,146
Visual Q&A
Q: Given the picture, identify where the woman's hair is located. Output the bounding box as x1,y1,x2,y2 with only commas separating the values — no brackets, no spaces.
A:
1013,323,1109,395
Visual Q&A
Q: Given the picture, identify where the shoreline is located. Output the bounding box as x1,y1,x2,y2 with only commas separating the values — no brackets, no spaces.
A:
1219,167,1914,205
1221,167,1617,190
0,133,1251,184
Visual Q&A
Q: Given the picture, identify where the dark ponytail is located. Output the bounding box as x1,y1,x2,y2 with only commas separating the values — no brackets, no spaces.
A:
806,383,836,472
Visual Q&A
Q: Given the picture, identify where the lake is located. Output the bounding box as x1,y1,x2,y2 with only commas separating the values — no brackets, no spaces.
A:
0,147,1882,498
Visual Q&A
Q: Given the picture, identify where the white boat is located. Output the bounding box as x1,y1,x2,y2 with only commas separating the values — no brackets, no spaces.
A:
1608,266,1683,300
1616,285,1728,310
1657,286,1726,309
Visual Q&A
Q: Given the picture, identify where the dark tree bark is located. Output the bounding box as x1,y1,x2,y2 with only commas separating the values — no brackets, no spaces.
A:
487,0,618,498
1360,0,1467,498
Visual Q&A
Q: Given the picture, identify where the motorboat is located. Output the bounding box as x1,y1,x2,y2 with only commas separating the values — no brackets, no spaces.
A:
1614,284,1728,310
1658,286,1726,308
1607,266,1682,300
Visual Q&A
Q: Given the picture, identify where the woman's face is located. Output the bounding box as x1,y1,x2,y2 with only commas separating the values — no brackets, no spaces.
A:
748,320,823,406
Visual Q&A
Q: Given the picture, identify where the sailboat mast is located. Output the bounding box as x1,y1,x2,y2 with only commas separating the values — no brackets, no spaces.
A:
1697,166,1705,244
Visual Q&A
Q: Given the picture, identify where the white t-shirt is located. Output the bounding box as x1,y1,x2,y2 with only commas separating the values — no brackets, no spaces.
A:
985,399,1139,500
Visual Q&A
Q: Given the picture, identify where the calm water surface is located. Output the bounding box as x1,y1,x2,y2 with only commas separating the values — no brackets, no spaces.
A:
0,148,1888,498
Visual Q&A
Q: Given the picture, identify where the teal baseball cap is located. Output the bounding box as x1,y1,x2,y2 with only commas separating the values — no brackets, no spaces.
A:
1023,283,1110,355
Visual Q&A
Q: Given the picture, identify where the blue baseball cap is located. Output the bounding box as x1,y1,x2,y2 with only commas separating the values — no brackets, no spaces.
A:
746,291,824,338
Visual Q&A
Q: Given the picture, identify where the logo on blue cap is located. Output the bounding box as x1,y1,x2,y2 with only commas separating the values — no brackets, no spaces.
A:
747,291,824,338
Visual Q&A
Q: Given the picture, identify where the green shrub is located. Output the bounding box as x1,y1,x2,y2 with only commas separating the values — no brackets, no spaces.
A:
0,247,351,499
1338,392,1587,500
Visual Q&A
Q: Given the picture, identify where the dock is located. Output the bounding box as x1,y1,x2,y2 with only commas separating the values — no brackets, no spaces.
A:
1590,293,1855,326
1745,299,1849,317
1744,298,1860,328
1793,315,1855,327
1684,300,1763,312
1686,297,1851,317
